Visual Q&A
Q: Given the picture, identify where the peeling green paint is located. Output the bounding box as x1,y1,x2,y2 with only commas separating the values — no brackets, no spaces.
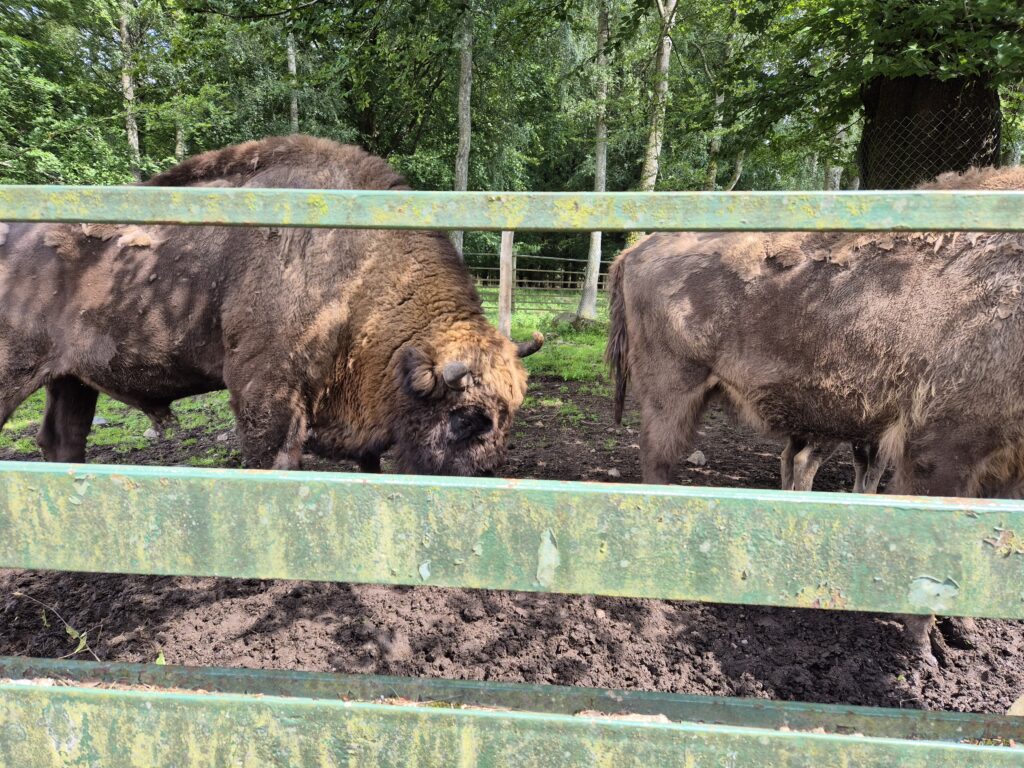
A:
3,462,1024,618
0,678,1022,767
2,186,1024,231
4,656,1022,744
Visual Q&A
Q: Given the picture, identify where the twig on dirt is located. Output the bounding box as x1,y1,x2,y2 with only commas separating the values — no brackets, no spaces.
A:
13,592,101,662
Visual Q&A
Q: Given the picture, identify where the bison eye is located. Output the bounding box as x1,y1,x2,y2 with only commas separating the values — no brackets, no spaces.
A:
450,407,493,442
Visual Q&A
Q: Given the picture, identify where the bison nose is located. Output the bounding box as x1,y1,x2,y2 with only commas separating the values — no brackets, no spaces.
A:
450,407,493,442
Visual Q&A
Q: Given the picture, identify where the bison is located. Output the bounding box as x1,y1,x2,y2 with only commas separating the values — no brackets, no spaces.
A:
780,436,884,493
607,165,1024,664
0,135,542,474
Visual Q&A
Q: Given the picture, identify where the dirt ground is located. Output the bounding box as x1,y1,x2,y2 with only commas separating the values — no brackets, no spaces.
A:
2,375,1022,715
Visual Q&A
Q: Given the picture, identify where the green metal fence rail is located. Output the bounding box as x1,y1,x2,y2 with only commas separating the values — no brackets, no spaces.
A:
2,185,1024,766
3,184,1024,231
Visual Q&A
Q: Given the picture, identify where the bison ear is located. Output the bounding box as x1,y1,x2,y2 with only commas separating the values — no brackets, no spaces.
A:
399,346,440,399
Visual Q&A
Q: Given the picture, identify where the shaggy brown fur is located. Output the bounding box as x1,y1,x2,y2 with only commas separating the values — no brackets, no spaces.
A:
609,164,1024,495
608,166,1023,665
0,135,542,473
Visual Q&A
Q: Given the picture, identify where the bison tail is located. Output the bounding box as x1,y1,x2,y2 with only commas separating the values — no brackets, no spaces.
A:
606,254,630,424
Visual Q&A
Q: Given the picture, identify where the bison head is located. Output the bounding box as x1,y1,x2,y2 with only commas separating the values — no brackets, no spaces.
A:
393,330,543,475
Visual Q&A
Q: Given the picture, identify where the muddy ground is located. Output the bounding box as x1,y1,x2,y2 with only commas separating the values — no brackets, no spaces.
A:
1,376,1022,714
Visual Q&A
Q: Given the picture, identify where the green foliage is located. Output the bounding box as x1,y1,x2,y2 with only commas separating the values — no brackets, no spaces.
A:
0,0,1021,251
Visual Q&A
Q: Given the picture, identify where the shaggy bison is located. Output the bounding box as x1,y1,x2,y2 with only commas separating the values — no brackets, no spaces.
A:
780,436,884,493
607,166,1024,665
0,135,542,474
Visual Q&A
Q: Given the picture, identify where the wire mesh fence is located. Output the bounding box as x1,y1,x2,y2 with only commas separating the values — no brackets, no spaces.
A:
859,105,1001,190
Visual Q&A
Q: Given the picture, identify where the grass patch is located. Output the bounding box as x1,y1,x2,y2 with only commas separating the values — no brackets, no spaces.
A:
481,308,608,384
1,389,235,457
186,447,241,467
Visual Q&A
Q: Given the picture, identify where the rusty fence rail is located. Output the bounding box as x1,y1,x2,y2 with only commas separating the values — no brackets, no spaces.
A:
2,186,1024,766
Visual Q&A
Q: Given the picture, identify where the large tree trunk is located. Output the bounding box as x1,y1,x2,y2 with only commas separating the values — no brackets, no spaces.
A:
287,31,299,133
119,5,141,182
450,2,473,261
638,0,677,193
576,0,609,322
858,75,1001,189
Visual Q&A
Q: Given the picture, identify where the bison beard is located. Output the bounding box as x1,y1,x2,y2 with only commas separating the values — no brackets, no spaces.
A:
607,164,1024,665
0,135,542,475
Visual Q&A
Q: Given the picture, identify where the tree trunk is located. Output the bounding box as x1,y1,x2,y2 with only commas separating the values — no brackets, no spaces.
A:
174,120,186,162
287,31,299,133
858,75,1001,189
625,0,677,246
823,126,846,190
703,91,725,191
498,231,514,337
576,0,609,322
724,149,745,191
119,5,141,182
1010,139,1022,167
638,0,677,193
450,3,473,260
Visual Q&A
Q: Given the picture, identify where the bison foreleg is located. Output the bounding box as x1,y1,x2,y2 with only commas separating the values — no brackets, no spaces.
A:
780,436,807,491
231,389,308,470
36,377,99,463
852,441,884,493
358,454,382,473
901,613,939,668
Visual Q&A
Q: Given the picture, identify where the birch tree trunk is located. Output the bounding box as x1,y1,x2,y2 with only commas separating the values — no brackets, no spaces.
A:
576,0,609,321
174,120,186,162
287,31,299,133
451,2,473,261
637,0,677,193
119,4,141,182
724,149,744,191
626,0,677,246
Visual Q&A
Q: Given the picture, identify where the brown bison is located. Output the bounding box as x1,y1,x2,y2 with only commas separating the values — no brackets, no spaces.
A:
780,436,884,493
607,165,1024,664
0,135,542,474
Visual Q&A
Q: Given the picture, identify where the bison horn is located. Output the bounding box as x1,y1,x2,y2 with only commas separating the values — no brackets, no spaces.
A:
516,332,544,358
442,361,472,390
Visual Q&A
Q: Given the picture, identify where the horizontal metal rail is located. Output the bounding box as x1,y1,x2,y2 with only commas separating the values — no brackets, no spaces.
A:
3,185,1024,231
2,656,1021,744
1,673,1021,766
2,461,1024,618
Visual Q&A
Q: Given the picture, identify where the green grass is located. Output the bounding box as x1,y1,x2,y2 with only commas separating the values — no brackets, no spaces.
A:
0,390,234,455
481,301,608,384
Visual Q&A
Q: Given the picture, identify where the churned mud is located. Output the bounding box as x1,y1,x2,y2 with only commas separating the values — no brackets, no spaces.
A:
2,376,1022,714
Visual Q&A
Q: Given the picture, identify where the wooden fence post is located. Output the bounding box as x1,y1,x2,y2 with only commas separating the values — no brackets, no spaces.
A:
498,230,514,337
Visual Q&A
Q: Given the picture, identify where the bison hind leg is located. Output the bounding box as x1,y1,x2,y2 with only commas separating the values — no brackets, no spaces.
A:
639,378,715,485
852,440,884,493
791,439,838,492
36,377,100,463
780,436,806,491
